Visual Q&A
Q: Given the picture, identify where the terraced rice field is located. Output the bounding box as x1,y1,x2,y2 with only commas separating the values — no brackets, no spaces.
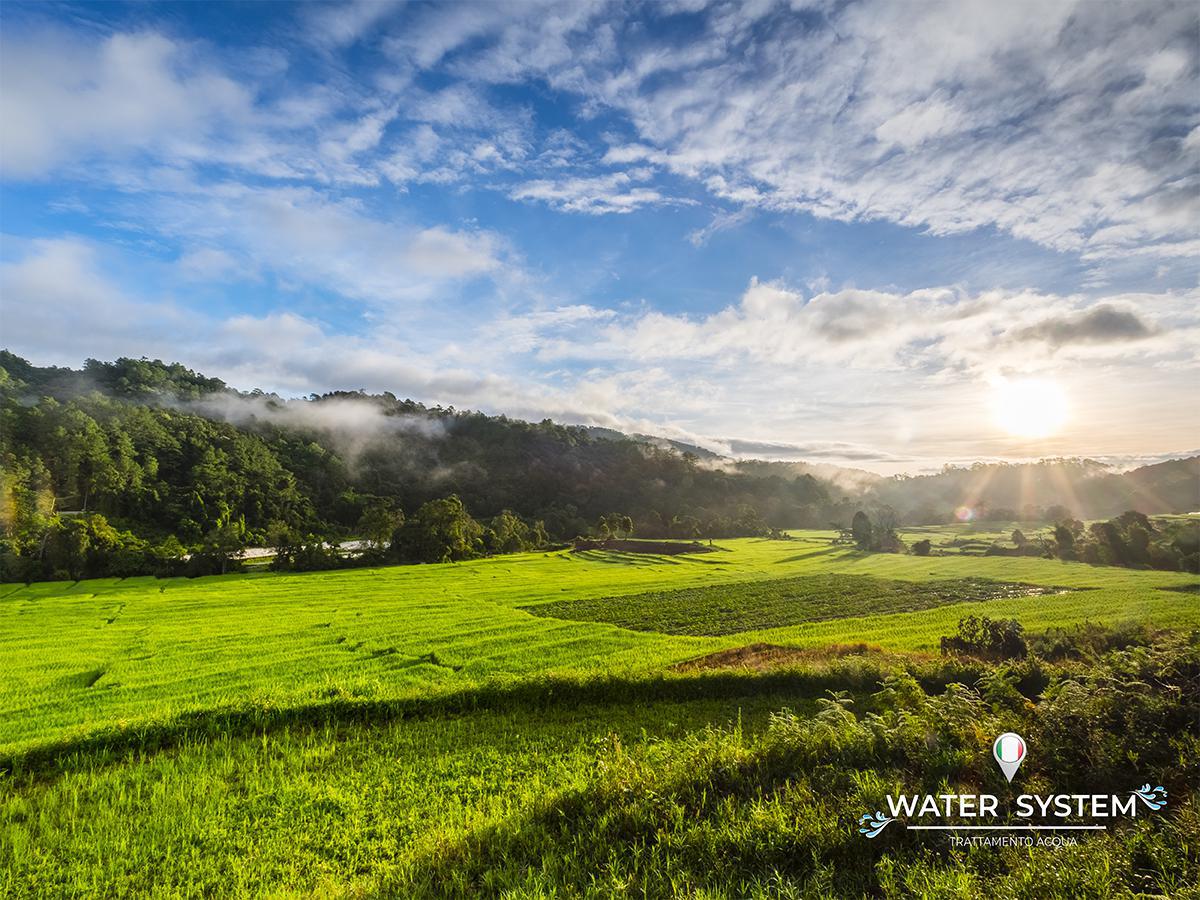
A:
2,533,1196,759
2,530,1198,897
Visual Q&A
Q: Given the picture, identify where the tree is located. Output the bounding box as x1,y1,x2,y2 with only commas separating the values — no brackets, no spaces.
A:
597,513,634,540
1043,504,1073,523
197,514,247,575
1091,521,1128,566
392,495,483,563
266,520,302,570
733,504,768,537
874,506,899,533
1054,523,1076,560
912,538,932,556
669,514,701,540
940,615,1027,661
357,501,401,550
45,516,89,580
1011,529,1027,547
851,511,873,550
485,509,536,554
1127,524,1151,566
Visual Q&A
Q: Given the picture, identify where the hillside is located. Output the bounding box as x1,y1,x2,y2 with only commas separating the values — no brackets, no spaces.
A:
0,352,830,549
867,457,1200,522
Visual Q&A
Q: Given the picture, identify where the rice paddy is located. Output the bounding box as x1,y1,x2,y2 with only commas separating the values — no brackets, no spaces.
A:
523,574,1076,635
2,533,1196,759
2,529,1197,896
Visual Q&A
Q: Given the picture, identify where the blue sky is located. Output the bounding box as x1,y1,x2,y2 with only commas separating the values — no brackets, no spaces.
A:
1,0,1197,472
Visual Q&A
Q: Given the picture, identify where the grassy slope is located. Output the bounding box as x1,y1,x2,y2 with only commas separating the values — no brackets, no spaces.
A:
2,529,1198,897
2,533,1196,756
2,693,815,897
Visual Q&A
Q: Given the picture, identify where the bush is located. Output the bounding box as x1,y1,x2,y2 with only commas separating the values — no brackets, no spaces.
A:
1029,620,1158,661
940,615,1027,660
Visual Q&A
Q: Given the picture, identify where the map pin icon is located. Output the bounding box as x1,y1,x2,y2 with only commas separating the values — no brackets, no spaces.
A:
993,732,1027,783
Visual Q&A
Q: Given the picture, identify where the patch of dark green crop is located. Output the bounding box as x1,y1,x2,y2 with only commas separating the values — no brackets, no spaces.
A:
522,574,1077,636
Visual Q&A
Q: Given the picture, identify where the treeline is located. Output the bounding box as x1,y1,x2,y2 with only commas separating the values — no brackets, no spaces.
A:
0,495,552,582
978,511,1198,572
0,352,831,581
1048,511,1198,572
842,507,1198,572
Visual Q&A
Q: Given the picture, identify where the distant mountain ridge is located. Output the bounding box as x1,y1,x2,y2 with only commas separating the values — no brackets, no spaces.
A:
605,426,1197,519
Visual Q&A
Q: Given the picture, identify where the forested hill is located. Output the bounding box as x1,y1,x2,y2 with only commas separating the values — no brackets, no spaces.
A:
1,352,1195,564
864,456,1200,522
0,352,831,550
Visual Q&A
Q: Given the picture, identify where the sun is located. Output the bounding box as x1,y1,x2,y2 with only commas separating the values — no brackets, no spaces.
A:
990,377,1069,439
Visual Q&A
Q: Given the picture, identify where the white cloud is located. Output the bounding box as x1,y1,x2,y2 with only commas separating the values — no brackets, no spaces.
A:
177,247,254,282
304,0,405,49
687,206,755,246
0,30,255,178
4,3,1195,264
148,186,510,305
393,0,1198,259
529,278,1200,378
3,5,1198,472
3,237,1197,472
0,25,399,187
510,170,669,214
0,237,195,365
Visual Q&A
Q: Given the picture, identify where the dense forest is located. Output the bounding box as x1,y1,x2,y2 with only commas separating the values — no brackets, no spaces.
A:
0,352,829,580
1,351,1196,582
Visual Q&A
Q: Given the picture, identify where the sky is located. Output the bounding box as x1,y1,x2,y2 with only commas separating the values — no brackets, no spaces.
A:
0,0,1197,474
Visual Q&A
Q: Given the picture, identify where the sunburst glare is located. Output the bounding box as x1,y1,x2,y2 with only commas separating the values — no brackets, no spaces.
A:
990,377,1069,439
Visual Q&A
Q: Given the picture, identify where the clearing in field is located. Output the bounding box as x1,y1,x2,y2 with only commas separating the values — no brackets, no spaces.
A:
522,573,1078,635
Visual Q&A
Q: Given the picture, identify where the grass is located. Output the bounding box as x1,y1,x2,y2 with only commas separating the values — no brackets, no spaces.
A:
1,531,1198,896
1,690,820,897
5,642,1193,898
523,574,1075,635
2,535,1196,758
385,637,1200,899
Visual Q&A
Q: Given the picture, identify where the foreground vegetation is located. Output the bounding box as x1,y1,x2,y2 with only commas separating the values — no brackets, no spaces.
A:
396,632,1198,898
2,627,1195,897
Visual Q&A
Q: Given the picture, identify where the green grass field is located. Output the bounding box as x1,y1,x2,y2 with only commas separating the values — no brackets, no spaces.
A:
2,530,1197,896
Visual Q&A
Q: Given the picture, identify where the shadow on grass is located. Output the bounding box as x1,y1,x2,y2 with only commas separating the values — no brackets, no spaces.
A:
773,546,851,564
0,657,983,782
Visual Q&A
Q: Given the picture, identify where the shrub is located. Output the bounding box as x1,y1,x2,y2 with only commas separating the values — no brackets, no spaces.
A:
940,615,1027,660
